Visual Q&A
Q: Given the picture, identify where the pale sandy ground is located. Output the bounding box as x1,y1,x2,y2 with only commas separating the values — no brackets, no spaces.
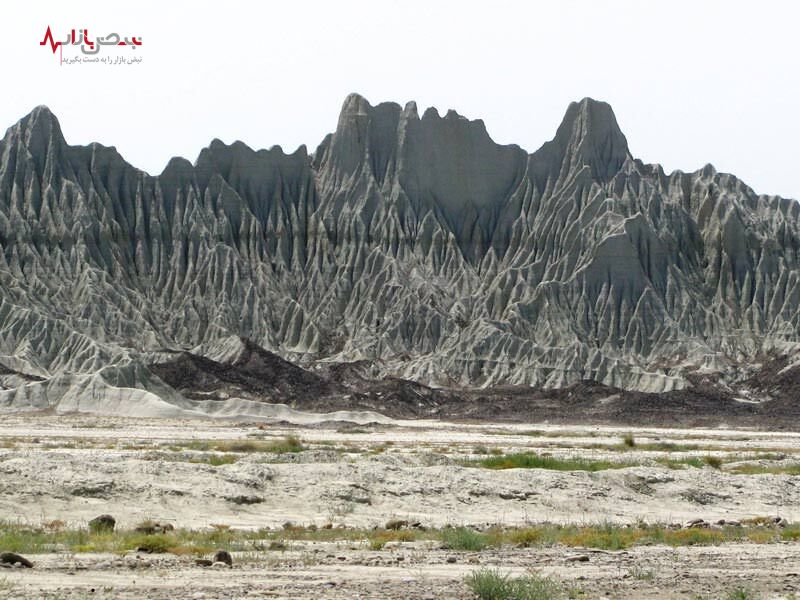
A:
1,412,799,598
2,544,800,599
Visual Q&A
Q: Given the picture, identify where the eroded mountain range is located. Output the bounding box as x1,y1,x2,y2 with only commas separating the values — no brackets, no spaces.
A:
0,94,798,421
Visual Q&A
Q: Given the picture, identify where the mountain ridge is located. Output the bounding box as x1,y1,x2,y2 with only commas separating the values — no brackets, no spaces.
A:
0,94,798,418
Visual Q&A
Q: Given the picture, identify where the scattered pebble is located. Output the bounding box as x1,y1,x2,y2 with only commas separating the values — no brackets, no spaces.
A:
566,554,590,563
0,552,33,568
88,514,116,532
213,550,233,567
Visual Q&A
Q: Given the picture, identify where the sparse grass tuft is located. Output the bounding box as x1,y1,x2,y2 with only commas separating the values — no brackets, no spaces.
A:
268,540,288,551
726,586,757,600
203,454,238,466
168,544,215,556
740,516,774,526
0,519,795,557
367,528,418,550
560,523,642,550
512,571,562,598
268,434,305,454
662,527,727,546
464,568,562,600
42,519,66,532
370,441,395,454
465,568,512,600
169,435,305,455
728,463,800,476
440,527,488,551
781,525,800,541
658,456,710,469
125,533,173,553
622,433,636,448
629,566,655,581
507,528,544,548
463,452,630,472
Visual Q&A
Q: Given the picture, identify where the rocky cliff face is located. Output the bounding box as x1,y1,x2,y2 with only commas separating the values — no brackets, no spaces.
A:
0,95,798,415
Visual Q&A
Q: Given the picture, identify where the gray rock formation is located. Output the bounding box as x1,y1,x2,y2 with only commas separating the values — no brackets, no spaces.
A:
0,95,798,416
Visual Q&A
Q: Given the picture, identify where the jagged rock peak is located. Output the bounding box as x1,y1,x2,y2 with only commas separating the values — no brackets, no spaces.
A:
198,138,309,161
535,96,631,182
340,92,375,114
3,105,66,154
557,98,627,146
13,105,62,131
402,101,419,119
337,93,403,124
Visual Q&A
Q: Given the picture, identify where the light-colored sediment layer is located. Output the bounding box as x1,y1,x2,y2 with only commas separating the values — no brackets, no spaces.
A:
1,415,798,529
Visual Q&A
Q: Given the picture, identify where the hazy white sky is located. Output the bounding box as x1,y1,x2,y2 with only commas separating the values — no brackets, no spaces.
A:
3,0,799,198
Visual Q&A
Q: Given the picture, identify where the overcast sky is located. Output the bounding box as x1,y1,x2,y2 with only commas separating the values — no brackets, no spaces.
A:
4,1,799,199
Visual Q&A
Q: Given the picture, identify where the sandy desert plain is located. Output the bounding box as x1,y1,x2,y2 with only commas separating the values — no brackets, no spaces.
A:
0,409,799,599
